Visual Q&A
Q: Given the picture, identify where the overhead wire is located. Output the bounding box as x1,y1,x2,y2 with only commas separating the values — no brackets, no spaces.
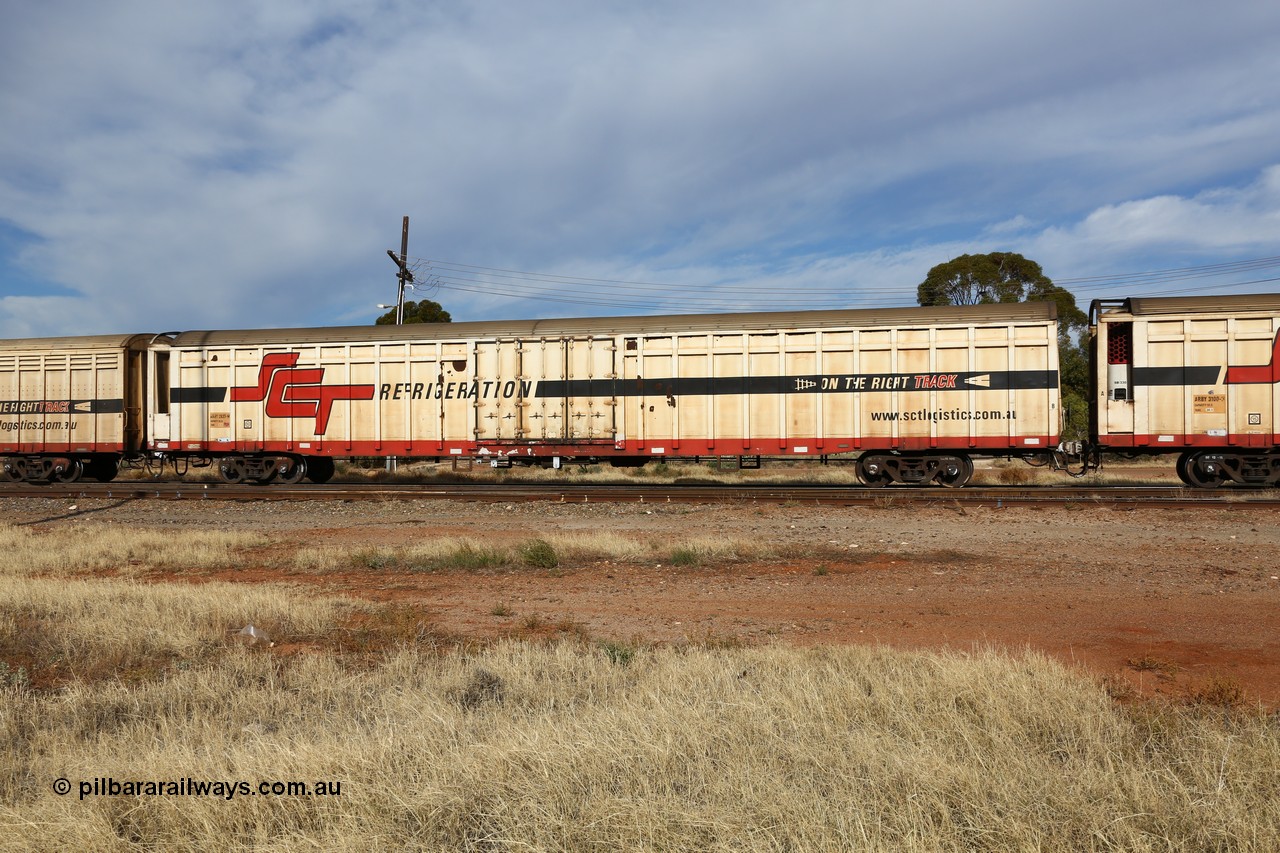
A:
1055,255,1280,285
417,257,915,312
408,254,1280,313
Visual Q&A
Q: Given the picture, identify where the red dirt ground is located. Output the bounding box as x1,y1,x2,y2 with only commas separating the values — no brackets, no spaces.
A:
10,493,1280,706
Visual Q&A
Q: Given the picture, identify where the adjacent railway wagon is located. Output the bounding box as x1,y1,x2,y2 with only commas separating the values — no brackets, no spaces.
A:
0,334,148,482
149,303,1061,486
1092,294,1280,486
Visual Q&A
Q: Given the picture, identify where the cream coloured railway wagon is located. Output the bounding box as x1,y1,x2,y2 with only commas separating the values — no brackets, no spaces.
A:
154,303,1062,486
0,334,149,482
1092,293,1280,487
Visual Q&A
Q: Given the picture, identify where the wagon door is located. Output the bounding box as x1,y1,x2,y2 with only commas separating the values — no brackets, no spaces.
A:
472,339,525,441
124,348,144,452
564,338,616,442
520,339,566,440
1104,321,1135,436
146,347,172,443
510,338,617,443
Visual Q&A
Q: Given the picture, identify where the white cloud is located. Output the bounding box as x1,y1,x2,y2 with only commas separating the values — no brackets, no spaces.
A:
1082,168,1280,250
2,1,1280,336
1028,166,1280,278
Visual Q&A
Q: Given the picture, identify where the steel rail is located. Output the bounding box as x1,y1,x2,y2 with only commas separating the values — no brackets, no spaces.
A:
1,481,1278,508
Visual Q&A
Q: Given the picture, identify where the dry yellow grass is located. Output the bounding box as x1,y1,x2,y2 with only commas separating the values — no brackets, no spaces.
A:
0,523,263,575
291,530,771,573
2,521,1277,850
0,575,360,680
2,640,1278,851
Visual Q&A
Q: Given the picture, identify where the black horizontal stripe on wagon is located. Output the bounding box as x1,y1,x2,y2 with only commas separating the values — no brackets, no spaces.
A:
0,398,125,415
165,370,1057,406
1130,367,1221,386
171,387,228,403
536,370,1057,399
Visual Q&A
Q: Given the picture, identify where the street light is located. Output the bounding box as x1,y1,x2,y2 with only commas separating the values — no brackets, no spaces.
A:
377,285,417,322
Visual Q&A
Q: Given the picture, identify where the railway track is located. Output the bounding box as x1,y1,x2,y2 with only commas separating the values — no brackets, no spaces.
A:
2,480,1278,508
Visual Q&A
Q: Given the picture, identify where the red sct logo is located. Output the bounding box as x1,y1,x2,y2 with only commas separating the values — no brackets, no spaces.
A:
230,353,375,434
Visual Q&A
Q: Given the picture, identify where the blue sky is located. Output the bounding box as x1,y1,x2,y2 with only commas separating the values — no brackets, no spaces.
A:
2,0,1279,337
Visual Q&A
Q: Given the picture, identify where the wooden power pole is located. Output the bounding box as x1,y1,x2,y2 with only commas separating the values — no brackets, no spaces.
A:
385,216,412,473
386,215,413,324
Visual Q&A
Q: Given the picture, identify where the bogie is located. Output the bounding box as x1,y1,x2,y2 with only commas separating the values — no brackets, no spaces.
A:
856,453,974,488
1178,451,1280,488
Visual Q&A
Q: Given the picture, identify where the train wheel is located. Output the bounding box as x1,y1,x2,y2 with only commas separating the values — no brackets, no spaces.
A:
305,456,336,484
856,455,892,487
52,458,84,483
86,456,119,482
218,457,247,484
1184,453,1225,489
2,461,24,482
277,457,307,485
935,455,973,488
1175,452,1196,487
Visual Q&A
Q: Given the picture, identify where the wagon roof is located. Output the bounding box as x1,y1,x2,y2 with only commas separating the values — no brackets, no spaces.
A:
0,333,154,352
169,302,1058,347
1121,293,1280,316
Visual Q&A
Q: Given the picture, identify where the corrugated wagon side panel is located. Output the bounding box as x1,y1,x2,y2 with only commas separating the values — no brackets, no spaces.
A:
86,350,125,450
22,355,52,451
712,346,745,446
857,333,894,445
1230,320,1277,446
408,349,444,448
474,340,520,441
565,337,617,441
643,350,675,445
746,333,781,449
972,341,1011,443
896,332,932,449
674,347,710,448
1094,297,1280,451
934,333,972,448
522,340,565,441
198,349,231,449
153,302,1063,460
819,333,855,452
0,343,130,453
233,349,267,450
1012,323,1055,451
1137,315,1276,447
436,341,471,447
0,353,15,451
840,320,1060,453
784,332,819,450
344,348,378,450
